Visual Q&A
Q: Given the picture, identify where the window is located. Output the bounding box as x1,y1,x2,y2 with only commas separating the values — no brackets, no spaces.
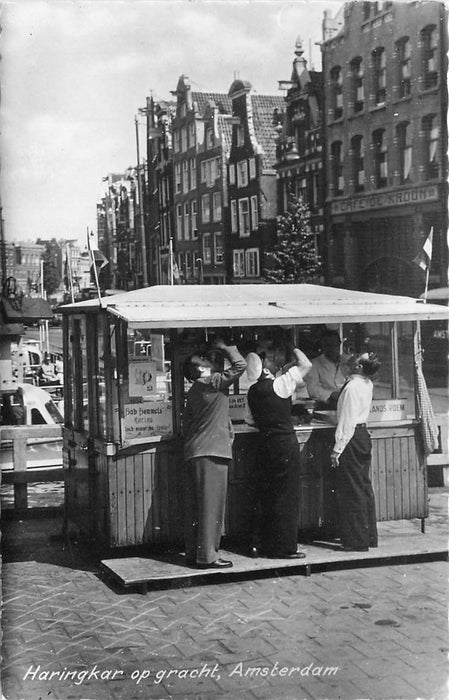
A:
250,195,258,231
245,248,260,277
373,129,388,188
182,160,189,193
201,194,210,223
422,115,439,179
249,157,256,179
181,126,187,152
351,135,365,192
214,232,224,264
200,158,219,187
189,122,196,146
238,198,250,236
176,204,183,239
173,129,180,153
229,163,236,185
372,47,386,105
330,66,343,119
397,122,412,183
189,159,196,190
236,125,244,147
174,163,181,193
233,249,245,277
212,192,222,222
331,141,344,196
237,160,248,188
180,103,186,118
421,25,438,89
206,128,214,149
185,251,192,277
191,200,197,236
184,202,190,238
295,177,307,202
396,37,411,98
312,172,320,207
231,200,238,233
350,57,364,113
203,233,212,264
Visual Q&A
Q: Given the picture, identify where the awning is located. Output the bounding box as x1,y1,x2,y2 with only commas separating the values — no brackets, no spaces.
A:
62,284,449,329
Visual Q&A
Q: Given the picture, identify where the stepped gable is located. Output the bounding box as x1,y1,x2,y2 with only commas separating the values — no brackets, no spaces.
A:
192,91,232,115
251,93,286,170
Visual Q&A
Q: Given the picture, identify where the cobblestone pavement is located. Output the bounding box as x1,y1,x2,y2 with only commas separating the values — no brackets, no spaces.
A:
1,490,448,700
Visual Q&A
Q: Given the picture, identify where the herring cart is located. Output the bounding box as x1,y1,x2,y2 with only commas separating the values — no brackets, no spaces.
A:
61,284,448,549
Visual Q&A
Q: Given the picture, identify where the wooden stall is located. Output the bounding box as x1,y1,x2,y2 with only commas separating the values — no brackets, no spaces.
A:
61,284,448,549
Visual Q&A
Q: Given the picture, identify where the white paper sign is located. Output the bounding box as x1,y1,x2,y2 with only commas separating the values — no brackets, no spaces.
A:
229,394,247,422
124,402,173,439
129,358,157,397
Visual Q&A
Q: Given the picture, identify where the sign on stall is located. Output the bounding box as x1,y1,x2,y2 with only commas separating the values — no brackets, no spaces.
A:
124,402,173,440
129,358,157,397
229,394,247,422
368,399,407,422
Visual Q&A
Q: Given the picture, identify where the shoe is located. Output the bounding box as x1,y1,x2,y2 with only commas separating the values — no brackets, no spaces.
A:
196,559,233,569
265,551,306,559
342,546,369,552
247,546,259,558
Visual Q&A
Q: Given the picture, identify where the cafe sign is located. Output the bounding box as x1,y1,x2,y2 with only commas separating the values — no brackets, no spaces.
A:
331,184,438,215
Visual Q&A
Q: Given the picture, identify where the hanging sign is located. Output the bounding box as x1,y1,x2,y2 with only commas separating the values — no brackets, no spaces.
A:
129,358,157,397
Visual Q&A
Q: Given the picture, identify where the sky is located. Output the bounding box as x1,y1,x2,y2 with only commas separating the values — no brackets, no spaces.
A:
1,0,338,248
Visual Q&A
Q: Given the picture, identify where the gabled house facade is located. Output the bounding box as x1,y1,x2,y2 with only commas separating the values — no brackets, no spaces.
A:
197,101,234,284
276,38,325,270
170,75,232,284
227,80,285,283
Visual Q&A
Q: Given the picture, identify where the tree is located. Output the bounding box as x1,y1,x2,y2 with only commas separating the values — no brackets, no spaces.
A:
263,196,321,284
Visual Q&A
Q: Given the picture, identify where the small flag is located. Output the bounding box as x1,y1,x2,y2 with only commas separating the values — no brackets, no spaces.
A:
413,228,433,271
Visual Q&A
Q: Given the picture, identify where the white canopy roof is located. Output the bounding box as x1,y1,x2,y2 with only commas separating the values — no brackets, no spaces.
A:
64,284,449,328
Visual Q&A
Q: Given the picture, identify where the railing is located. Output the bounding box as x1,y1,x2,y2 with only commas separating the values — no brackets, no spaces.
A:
0,424,64,514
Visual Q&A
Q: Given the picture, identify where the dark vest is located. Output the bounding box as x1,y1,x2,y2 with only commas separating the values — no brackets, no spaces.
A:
247,377,294,435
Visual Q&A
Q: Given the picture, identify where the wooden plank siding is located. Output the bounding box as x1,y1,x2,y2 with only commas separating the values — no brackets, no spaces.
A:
64,423,427,548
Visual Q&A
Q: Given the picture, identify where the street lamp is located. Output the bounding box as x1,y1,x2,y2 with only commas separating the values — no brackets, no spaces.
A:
135,116,149,287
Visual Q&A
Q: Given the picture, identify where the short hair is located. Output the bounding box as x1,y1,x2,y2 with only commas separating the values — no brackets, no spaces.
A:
183,353,213,381
359,352,382,377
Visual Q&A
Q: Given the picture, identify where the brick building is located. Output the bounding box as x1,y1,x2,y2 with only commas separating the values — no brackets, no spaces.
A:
170,75,232,284
227,80,284,282
322,0,448,296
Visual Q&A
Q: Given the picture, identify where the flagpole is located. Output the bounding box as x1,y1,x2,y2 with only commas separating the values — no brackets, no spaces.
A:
87,227,102,305
424,265,430,304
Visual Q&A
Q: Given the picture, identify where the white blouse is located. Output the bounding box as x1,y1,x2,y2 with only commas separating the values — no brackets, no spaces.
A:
333,374,373,455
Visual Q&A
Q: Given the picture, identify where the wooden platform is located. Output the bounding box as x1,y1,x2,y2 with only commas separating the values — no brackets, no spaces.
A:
100,517,448,593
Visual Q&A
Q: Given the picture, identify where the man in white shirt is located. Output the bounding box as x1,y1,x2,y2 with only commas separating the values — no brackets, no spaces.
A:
330,352,382,552
305,330,350,408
